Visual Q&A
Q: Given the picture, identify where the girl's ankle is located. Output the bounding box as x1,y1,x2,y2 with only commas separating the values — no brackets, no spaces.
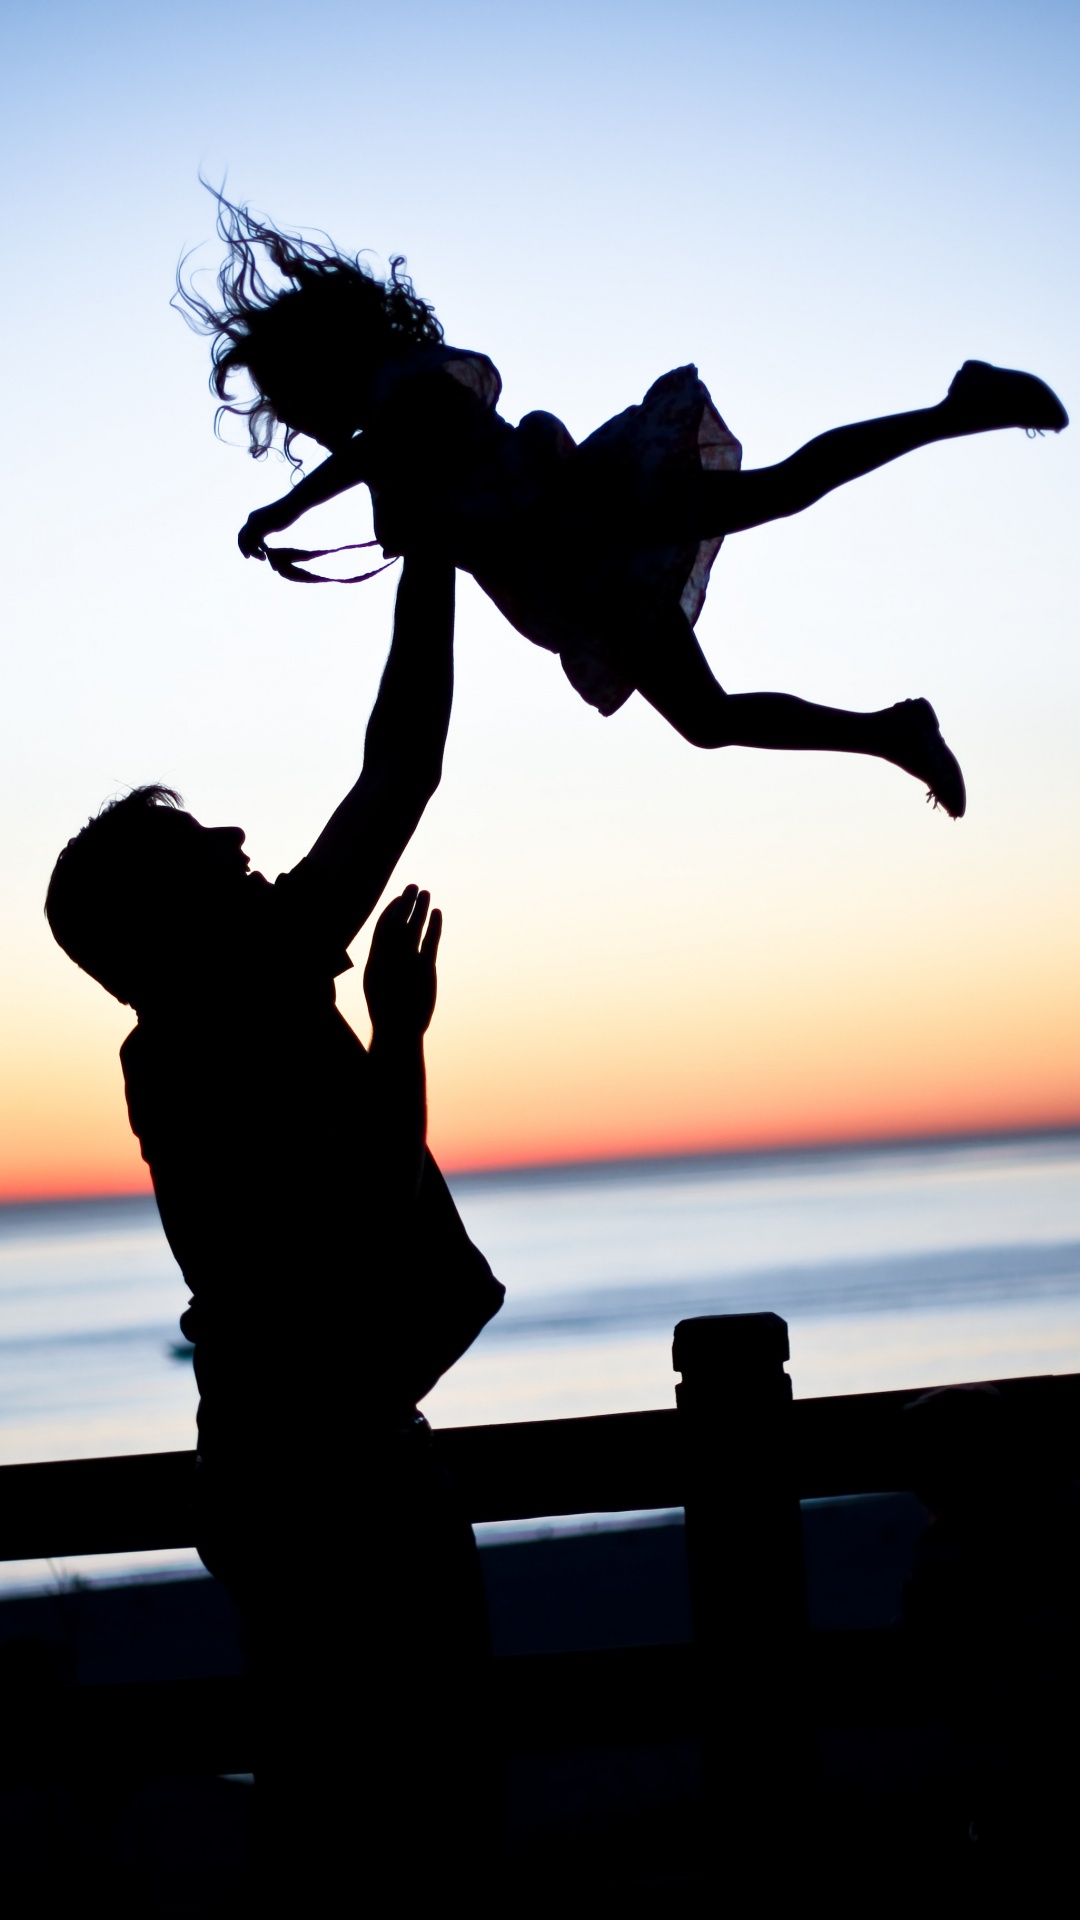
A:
926,398,961,436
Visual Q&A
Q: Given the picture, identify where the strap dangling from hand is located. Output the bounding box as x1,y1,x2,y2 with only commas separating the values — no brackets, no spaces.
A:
262,540,396,585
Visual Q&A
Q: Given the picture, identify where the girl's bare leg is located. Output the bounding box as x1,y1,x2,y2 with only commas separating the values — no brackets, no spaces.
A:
690,361,1068,537
625,607,966,816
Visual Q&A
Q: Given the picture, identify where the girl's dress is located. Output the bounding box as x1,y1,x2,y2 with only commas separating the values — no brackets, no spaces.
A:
366,345,742,717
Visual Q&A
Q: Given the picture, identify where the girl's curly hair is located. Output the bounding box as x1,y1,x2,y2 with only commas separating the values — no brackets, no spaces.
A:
175,186,443,467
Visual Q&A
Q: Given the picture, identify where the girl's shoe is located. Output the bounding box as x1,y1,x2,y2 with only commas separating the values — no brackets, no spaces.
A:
946,360,1068,433
893,698,967,819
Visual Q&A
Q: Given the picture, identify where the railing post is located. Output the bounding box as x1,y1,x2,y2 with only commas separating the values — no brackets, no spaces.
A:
674,1313,809,1874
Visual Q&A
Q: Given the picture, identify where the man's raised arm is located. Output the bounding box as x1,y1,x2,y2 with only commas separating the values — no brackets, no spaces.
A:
305,554,455,946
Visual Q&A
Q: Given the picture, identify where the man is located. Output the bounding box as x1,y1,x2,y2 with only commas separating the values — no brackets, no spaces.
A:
46,554,503,1902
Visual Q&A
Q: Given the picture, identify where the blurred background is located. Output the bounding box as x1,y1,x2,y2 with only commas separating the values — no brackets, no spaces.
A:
1,0,1077,1194
0,2,1077,1506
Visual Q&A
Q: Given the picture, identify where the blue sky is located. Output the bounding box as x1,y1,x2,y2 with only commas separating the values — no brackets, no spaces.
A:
1,0,1078,1187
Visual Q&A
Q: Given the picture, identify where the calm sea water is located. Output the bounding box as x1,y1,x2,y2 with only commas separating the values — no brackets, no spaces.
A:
2,1130,1079,1590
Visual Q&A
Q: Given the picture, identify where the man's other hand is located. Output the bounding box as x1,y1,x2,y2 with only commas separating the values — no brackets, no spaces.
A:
364,886,442,1038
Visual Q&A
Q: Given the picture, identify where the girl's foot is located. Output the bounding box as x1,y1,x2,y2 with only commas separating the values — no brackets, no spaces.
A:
945,360,1068,434
886,698,967,818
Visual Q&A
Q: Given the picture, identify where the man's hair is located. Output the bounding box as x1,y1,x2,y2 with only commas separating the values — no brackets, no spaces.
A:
46,786,184,1005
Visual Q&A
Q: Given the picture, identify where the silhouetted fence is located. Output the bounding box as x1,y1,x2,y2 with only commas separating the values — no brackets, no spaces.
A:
2,1312,1079,1790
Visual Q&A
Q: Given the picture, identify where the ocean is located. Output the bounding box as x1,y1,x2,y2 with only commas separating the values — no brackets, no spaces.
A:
2,1128,1080,1591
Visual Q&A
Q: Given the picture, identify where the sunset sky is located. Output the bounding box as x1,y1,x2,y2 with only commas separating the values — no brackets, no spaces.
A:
1,0,1077,1199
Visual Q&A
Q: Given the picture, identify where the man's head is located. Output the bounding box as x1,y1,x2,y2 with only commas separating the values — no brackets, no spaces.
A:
46,787,251,1006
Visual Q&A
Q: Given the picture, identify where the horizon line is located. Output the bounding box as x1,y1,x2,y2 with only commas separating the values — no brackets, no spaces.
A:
3,1115,1079,1211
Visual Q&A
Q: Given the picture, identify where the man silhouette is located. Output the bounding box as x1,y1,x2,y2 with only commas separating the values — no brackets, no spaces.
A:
46,553,503,1903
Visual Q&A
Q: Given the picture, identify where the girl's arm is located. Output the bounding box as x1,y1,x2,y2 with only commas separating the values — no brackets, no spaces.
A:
238,440,370,558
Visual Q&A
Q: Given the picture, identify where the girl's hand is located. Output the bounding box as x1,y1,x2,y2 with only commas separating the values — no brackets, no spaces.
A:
238,505,285,559
364,886,442,1037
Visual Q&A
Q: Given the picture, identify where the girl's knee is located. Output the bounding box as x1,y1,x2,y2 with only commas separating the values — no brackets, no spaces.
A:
658,690,731,749
680,716,730,750
623,605,731,745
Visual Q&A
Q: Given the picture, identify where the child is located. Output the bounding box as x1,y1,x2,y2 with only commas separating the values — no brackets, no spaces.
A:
180,194,1068,818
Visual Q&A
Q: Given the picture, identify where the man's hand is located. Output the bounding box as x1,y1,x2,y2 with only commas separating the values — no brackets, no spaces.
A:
364,886,442,1038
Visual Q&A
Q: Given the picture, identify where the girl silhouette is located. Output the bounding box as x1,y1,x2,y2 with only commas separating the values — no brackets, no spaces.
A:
180,195,1068,818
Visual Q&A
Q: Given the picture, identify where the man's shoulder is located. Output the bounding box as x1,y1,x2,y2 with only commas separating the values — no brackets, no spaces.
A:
118,1021,155,1157
118,1021,142,1077
260,858,354,979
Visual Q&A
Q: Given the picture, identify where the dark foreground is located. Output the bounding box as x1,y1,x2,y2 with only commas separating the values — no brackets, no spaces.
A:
1,1492,1069,1910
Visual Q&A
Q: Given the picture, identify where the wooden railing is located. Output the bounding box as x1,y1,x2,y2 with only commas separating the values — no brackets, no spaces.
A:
2,1312,1078,1794
4,1320,1077,1556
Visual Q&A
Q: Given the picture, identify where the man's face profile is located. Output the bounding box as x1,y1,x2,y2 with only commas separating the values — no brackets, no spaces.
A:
150,812,251,907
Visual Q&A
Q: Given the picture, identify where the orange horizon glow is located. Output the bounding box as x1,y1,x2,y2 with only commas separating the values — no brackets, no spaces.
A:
4,1,1079,1271
4,1104,1079,1208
